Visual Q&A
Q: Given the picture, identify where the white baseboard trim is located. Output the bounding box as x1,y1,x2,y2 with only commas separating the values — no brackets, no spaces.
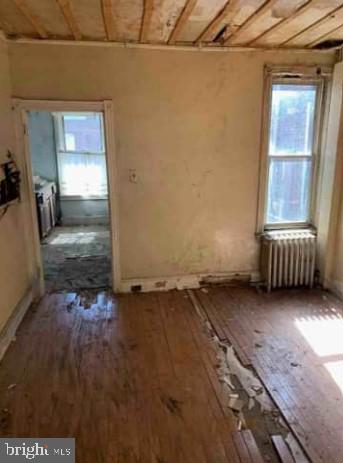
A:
0,286,34,362
120,270,261,293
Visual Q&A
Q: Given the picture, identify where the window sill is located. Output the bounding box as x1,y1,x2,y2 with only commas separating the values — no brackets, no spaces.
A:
255,225,317,239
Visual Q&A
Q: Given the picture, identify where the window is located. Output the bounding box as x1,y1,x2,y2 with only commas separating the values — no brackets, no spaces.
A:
54,112,108,198
264,80,322,228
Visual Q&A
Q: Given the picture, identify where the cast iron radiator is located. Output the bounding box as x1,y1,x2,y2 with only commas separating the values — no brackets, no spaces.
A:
260,230,316,292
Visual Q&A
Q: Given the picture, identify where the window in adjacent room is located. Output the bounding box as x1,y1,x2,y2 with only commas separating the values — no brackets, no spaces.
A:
263,78,324,229
54,112,108,198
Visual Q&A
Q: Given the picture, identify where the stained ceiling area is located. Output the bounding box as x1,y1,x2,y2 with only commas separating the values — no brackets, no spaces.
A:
1,0,343,49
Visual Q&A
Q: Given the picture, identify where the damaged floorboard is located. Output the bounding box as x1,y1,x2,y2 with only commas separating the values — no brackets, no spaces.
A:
0,290,267,463
194,286,343,463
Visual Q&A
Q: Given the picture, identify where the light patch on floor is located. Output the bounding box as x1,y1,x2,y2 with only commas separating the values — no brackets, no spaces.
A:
41,225,111,291
295,313,343,357
49,231,103,246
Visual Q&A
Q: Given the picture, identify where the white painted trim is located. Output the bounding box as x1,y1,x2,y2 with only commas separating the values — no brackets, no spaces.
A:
8,37,336,55
256,68,329,234
12,98,121,292
104,100,121,292
13,99,106,112
0,285,34,362
317,62,343,283
120,271,261,293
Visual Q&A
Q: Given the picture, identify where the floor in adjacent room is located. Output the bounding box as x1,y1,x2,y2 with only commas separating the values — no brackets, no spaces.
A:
41,225,111,291
1,286,342,462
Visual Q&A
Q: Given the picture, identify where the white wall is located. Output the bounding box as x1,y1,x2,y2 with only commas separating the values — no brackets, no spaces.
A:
0,39,32,332
8,42,335,283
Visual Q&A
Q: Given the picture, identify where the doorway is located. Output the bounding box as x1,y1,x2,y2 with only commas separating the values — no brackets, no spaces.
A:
14,100,120,295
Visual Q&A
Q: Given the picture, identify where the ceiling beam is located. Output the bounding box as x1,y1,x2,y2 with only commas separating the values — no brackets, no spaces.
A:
56,0,82,41
282,3,343,46
195,0,241,45
249,0,313,46
307,22,343,47
224,0,278,45
13,0,48,39
140,0,154,43
168,0,197,45
101,0,116,41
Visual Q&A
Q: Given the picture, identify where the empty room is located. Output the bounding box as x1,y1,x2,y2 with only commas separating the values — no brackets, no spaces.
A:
2,0,343,462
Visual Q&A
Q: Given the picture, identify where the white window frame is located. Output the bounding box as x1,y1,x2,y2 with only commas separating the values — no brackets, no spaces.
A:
53,111,108,200
257,67,328,233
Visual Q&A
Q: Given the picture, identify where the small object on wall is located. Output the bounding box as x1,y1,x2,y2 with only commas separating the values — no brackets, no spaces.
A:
129,169,138,183
0,151,21,217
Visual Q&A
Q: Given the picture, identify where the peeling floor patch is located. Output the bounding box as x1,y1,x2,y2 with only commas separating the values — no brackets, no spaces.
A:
188,289,309,463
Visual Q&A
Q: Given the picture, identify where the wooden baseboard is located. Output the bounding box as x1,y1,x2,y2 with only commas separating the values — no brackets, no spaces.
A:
0,286,34,362
120,270,261,293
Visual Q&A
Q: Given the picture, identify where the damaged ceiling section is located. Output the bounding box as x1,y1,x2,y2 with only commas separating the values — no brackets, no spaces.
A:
2,0,343,50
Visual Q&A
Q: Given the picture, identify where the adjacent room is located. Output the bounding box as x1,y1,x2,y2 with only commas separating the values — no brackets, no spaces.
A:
1,1,343,462
27,110,112,291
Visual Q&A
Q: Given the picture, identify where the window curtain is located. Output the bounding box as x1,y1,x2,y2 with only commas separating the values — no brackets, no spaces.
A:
57,152,108,197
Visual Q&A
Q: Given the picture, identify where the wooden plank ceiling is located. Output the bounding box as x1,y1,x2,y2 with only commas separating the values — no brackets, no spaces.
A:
1,0,343,49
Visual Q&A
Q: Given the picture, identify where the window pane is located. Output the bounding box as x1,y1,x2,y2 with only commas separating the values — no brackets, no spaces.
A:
58,152,108,196
269,84,317,156
266,158,311,224
63,113,103,152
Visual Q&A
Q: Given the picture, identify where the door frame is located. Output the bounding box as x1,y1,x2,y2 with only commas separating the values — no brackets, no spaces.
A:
13,98,121,296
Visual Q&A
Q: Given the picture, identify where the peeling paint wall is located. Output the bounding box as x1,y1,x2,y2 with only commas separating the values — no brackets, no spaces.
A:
8,43,335,280
0,39,31,332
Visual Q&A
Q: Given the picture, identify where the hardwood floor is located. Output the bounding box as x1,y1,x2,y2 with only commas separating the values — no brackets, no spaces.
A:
195,286,343,463
0,290,266,463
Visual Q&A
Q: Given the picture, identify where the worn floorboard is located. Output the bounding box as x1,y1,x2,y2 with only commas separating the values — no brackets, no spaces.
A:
0,290,265,463
195,286,343,463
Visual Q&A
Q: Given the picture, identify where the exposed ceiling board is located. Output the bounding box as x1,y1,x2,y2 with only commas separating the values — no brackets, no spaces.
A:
0,0,340,49
13,0,48,38
228,0,307,45
195,0,241,43
72,0,106,39
250,0,314,46
311,22,343,46
229,0,265,27
0,0,37,37
149,0,186,42
286,5,343,46
112,0,142,42
178,0,228,43
256,0,343,46
28,0,71,38
101,0,116,41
